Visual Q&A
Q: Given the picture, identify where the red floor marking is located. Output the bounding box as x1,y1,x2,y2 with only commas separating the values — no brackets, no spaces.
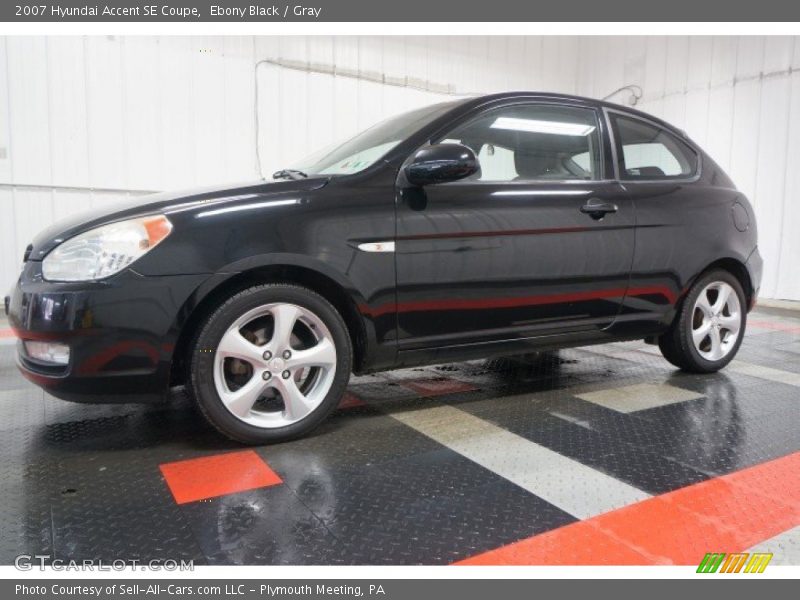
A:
0,328,15,339
401,377,478,397
749,319,800,334
459,520,655,565
338,391,366,409
456,452,800,566
160,450,282,504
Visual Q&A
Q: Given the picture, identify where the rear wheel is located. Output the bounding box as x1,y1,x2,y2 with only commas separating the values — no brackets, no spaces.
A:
189,284,352,444
658,269,746,373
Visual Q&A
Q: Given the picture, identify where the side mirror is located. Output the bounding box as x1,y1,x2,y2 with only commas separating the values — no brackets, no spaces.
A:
404,143,479,187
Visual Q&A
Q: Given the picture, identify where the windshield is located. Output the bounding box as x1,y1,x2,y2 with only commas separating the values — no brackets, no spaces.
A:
285,101,458,177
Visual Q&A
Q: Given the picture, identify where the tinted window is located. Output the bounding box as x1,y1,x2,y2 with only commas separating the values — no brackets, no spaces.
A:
612,114,698,180
437,104,602,182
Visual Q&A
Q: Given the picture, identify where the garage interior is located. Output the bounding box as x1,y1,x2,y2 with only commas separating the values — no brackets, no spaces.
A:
1,35,799,566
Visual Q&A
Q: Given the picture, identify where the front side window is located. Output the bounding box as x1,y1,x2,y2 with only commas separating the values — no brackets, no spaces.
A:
611,114,698,180
436,104,602,182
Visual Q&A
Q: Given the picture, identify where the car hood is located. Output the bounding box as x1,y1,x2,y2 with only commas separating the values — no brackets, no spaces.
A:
28,178,330,260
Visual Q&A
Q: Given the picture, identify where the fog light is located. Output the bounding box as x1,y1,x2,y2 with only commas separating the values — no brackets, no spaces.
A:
24,341,70,365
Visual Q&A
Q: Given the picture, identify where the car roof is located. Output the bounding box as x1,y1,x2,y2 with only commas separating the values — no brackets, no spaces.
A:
450,91,687,138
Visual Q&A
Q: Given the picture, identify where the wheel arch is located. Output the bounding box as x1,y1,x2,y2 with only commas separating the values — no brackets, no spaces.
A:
669,257,755,322
169,261,372,387
659,256,754,331
692,257,755,310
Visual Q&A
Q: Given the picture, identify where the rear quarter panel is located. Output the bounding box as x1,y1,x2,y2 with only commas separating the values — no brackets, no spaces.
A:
615,166,758,334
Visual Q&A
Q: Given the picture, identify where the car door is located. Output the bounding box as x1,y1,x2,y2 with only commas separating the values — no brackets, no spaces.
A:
394,101,635,350
605,110,708,327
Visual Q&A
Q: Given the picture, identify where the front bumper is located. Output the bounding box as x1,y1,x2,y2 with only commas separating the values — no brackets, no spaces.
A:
6,261,207,403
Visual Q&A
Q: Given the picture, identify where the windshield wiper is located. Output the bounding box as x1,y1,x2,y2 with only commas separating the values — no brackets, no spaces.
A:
272,169,308,180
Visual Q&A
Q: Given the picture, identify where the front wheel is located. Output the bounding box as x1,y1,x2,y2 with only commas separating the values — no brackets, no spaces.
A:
658,269,746,373
189,284,352,444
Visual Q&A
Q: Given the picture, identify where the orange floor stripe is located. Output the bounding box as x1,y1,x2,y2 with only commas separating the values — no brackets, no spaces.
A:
460,520,656,565
0,329,14,339
457,452,800,565
160,450,282,504
401,378,477,397
749,319,800,334
338,391,366,409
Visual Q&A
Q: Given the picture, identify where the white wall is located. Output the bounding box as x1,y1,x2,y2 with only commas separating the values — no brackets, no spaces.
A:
577,36,800,301
1,35,798,301
0,35,579,293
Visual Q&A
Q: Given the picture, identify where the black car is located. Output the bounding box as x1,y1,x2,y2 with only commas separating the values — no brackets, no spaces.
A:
6,92,762,444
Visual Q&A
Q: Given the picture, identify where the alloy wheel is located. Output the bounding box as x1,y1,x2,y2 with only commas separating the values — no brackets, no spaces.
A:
212,302,337,428
690,281,742,362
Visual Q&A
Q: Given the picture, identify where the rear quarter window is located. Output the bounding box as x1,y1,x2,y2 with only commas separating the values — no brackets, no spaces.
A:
611,113,698,180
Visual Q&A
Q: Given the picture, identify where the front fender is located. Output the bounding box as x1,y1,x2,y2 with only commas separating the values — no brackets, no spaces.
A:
166,252,397,377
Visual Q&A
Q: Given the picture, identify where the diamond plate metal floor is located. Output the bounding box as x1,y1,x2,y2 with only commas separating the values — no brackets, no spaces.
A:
0,309,798,565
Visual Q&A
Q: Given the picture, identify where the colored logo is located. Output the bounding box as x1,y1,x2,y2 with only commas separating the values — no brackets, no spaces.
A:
697,552,773,573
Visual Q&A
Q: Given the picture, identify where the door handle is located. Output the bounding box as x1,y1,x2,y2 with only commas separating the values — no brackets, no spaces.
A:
580,199,618,220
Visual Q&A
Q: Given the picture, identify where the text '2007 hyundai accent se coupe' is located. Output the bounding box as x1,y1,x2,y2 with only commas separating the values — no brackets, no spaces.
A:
6,92,762,444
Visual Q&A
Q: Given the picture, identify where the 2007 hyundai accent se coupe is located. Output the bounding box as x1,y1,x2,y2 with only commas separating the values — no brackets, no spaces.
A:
6,92,762,444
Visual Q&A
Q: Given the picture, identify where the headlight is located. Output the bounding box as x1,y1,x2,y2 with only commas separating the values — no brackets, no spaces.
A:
42,215,173,282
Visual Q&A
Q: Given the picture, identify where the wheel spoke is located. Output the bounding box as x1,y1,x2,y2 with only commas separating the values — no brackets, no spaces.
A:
708,326,723,360
270,304,300,350
220,377,266,419
696,292,713,317
712,285,731,314
719,313,741,336
273,376,314,421
692,321,711,346
288,337,336,370
218,328,265,365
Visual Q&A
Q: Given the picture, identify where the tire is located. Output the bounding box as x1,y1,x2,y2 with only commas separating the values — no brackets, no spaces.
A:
189,284,352,444
658,269,747,373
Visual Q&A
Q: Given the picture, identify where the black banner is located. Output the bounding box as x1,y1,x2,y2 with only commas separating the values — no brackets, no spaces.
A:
3,0,800,22
4,579,796,599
